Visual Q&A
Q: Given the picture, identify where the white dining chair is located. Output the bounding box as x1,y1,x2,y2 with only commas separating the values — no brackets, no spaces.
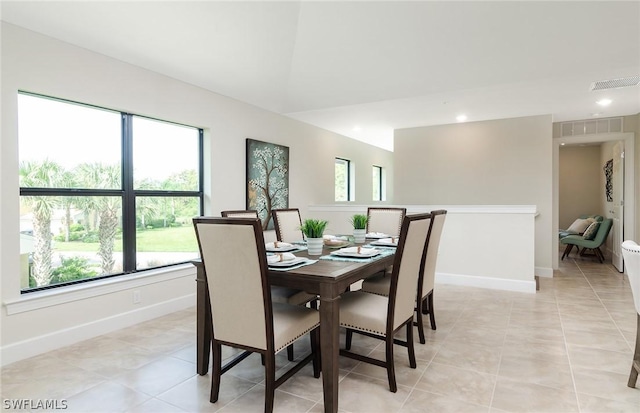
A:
361,210,447,344
340,213,432,392
366,207,407,237
193,217,320,412
221,209,317,361
621,240,640,388
272,208,305,243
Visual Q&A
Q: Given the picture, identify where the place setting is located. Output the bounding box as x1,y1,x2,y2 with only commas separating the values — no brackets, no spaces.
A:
266,252,317,271
321,245,395,262
368,237,399,248
265,241,305,253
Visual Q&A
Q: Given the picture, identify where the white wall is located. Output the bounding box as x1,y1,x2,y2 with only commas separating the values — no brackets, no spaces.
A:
0,23,393,364
393,116,554,276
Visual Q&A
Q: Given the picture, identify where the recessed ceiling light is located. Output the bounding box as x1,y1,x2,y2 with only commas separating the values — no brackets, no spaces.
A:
560,143,566,146
596,99,612,106
456,114,467,122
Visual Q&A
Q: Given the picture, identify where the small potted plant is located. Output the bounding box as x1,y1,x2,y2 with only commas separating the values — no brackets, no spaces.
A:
350,214,368,243
300,218,329,255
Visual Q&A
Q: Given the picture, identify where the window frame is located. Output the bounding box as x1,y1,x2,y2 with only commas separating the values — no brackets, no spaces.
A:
18,92,204,293
372,165,383,201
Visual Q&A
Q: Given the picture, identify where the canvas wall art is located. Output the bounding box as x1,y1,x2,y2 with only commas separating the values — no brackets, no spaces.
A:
246,139,289,230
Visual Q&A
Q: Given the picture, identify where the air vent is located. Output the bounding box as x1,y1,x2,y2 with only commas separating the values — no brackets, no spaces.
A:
590,76,640,91
560,117,624,137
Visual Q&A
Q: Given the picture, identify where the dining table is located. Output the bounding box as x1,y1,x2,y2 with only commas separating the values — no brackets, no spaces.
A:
192,241,396,413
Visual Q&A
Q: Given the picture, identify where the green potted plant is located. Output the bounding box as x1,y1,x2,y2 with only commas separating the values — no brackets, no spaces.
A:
300,218,329,255
350,214,368,243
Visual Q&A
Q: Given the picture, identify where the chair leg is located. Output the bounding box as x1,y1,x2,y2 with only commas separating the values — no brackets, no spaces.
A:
210,342,222,403
561,244,574,260
415,297,426,345
311,327,321,378
427,291,436,330
264,352,276,413
346,328,354,350
628,314,640,388
406,320,417,369
385,332,397,393
287,344,294,361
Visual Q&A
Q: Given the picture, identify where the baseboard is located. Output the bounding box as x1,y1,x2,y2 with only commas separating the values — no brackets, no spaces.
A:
535,266,554,278
435,272,536,294
0,293,195,366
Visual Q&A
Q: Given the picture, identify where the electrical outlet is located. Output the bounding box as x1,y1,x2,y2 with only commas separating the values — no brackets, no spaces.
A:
133,290,141,304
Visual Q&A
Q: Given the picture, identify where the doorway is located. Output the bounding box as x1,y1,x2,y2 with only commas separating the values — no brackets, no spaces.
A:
553,132,635,271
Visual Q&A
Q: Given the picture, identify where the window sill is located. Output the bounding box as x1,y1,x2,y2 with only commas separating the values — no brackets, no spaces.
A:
4,264,196,315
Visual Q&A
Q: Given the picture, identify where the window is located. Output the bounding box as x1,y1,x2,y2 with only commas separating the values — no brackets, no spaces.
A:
372,165,383,201
335,158,352,201
18,92,203,292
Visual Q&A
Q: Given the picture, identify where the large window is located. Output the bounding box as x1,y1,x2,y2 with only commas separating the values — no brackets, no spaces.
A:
18,92,203,292
335,158,352,201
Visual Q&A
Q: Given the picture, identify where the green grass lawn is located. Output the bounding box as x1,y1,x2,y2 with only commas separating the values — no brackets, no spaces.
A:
55,226,198,252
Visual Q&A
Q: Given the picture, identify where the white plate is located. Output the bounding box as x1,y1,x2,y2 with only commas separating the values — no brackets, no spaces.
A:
365,232,390,239
268,257,308,267
370,238,398,247
331,247,380,258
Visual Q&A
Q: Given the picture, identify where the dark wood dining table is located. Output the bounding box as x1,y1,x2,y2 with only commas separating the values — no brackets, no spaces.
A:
192,244,395,413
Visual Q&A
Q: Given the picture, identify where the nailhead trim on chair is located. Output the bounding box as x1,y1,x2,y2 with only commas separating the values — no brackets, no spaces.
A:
340,323,385,336
275,324,320,353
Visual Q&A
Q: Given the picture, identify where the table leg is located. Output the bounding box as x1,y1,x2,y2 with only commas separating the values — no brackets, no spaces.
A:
320,285,340,413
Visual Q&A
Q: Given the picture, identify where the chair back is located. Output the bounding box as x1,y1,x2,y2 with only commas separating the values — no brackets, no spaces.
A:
421,210,447,298
388,213,432,330
272,208,304,242
366,207,407,237
622,240,640,315
193,217,272,351
593,218,613,245
221,210,260,219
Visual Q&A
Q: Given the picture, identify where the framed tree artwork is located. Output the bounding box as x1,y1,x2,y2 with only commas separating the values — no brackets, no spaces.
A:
246,139,289,230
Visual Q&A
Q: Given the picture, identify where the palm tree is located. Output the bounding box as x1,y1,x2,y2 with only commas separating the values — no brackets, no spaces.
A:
78,162,121,274
19,160,64,287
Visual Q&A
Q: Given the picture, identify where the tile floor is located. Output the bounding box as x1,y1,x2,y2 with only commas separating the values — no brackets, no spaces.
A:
2,251,639,412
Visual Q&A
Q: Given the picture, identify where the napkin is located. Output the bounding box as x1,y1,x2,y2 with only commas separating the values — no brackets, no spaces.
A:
267,252,297,264
366,232,389,238
339,246,376,255
265,241,293,249
378,237,398,244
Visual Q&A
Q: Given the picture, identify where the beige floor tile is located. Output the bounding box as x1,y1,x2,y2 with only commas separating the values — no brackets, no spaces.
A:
158,374,256,412
568,345,633,375
64,381,151,412
572,367,640,405
335,372,412,413
399,388,490,413
432,341,502,375
216,384,317,413
498,354,573,390
491,377,579,413
564,329,632,353
577,392,640,413
414,361,496,406
444,324,507,347
350,347,428,388
114,356,196,396
127,397,187,412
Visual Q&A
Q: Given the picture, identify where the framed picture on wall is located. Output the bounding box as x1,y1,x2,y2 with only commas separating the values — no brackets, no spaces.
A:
246,138,289,230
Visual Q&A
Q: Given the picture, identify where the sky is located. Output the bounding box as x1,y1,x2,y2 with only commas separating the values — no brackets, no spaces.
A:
18,93,198,182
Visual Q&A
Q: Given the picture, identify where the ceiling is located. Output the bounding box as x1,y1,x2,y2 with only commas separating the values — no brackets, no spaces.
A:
2,1,639,151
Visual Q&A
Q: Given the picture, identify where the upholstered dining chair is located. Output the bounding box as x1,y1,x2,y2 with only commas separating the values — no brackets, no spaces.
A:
340,213,432,393
621,240,640,388
193,217,320,412
360,210,447,344
221,209,317,361
366,207,407,237
272,208,305,243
